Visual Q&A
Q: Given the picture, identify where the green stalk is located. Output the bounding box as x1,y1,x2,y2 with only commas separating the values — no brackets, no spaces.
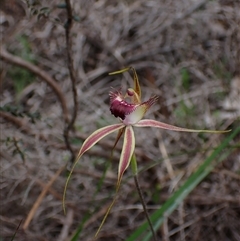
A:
131,153,158,241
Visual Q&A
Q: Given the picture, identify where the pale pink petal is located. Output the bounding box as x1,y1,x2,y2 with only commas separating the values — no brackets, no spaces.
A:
135,119,230,133
123,96,159,125
118,126,135,185
140,95,159,113
77,123,124,160
123,105,145,125
63,123,124,213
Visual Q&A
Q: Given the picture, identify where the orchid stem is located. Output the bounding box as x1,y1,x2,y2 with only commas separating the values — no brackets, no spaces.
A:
131,154,158,241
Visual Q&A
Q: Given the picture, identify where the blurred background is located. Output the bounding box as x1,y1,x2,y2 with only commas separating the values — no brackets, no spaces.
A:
1,0,240,240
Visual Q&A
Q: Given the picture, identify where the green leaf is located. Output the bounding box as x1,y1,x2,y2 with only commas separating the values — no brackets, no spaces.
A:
126,127,239,241
181,68,190,91
56,3,67,9
73,15,80,22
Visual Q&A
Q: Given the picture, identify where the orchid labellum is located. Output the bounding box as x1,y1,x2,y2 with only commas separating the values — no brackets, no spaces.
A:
63,66,230,237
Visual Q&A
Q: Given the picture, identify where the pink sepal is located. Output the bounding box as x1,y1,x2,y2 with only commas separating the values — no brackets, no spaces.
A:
76,124,124,160
118,126,135,185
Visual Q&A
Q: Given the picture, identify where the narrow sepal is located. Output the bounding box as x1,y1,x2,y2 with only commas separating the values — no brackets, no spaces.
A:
109,66,141,102
63,124,124,214
76,123,124,160
122,96,159,125
140,95,159,113
109,67,130,76
135,119,231,133
118,126,135,186
94,184,121,238
130,67,141,102
112,127,125,152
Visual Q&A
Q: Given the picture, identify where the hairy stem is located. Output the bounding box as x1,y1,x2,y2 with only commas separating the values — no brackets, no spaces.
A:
131,154,158,241
134,175,158,241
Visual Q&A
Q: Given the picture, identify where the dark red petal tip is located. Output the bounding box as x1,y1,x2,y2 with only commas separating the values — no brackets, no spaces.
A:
109,90,137,120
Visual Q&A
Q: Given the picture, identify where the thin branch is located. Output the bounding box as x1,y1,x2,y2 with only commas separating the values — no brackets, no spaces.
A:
0,47,76,165
0,111,29,132
10,219,23,241
63,0,79,163
131,153,158,240
0,48,69,123
0,111,118,161
58,208,74,241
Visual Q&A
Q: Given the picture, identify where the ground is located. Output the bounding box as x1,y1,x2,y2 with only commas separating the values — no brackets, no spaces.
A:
0,0,240,241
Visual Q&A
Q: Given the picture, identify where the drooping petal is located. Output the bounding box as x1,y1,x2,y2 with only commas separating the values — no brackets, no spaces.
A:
63,123,124,213
122,105,146,125
112,127,125,152
118,126,135,186
123,96,159,125
135,119,231,133
77,123,125,160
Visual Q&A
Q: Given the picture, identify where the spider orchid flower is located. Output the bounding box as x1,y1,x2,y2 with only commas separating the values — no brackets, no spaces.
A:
63,67,230,235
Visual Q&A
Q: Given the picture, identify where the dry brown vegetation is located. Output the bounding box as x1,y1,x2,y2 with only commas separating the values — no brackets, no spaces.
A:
1,0,240,240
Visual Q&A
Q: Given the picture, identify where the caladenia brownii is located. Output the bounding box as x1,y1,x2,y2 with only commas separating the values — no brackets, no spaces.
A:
63,67,230,239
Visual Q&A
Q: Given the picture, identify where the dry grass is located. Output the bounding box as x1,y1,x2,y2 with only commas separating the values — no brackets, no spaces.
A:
1,0,240,240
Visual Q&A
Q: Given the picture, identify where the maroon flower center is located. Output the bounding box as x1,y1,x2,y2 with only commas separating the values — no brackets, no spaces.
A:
109,90,136,120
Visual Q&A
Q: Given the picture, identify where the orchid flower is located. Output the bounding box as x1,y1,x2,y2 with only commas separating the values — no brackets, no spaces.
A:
63,67,230,237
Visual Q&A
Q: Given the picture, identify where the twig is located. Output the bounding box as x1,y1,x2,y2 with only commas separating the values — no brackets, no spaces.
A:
0,111,29,132
63,0,79,163
161,217,170,241
13,137,25,162
0,111,118,161
157,131,174,179
58,208,74,241
23,165,65,230
0,47,76,164
10,219,23,241
0,48,69,123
